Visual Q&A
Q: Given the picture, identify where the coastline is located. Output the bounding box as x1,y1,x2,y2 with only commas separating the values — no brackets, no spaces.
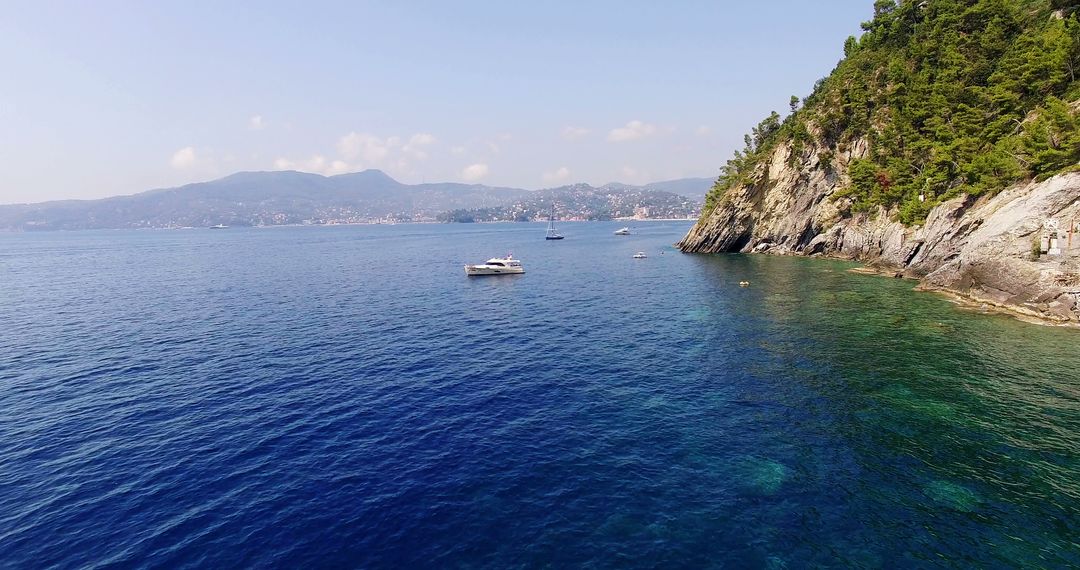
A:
679,169,1080,328
842,258,1080,328
689,245,1080,328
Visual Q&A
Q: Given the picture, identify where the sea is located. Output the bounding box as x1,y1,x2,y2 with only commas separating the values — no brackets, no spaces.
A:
1,221,1078,568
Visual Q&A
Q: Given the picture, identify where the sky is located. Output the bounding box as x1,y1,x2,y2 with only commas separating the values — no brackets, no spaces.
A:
0,1,871,204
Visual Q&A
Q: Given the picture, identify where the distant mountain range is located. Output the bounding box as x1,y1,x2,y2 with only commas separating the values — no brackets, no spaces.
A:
438,182,703,223
0,171,711,231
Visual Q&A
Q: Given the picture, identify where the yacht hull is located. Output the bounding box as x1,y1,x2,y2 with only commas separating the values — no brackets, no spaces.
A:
464,266,525,276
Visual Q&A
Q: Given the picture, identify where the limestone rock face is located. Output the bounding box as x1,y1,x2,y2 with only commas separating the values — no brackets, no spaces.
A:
678,142,1080,324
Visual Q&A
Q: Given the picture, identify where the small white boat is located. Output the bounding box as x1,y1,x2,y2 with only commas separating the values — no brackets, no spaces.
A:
614,227,630,235
464,253,525,276
633,252,647,259
209,224,229,229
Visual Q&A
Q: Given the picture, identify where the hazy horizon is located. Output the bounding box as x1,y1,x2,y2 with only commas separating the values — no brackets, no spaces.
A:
0,167,718,207
2,1,868,204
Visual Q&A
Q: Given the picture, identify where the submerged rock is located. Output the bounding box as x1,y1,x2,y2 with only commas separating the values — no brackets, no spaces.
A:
733,457,790,495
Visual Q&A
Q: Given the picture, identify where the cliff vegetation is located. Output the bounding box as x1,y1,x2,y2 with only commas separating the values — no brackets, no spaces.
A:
704,0,1080,225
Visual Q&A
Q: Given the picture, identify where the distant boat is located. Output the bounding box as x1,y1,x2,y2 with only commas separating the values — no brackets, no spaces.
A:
614,227,630,235
633,251,647,259
464,253,525,276
209,224,229,229
545,206,564,240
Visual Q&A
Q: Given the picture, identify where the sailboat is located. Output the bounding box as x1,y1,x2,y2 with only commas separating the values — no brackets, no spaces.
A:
545,206,564,240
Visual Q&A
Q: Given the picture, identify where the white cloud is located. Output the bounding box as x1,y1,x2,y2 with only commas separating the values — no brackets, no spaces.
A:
408,133,436,146
170,146,196,169
561,126,590,140
338,132,398,163
277,130,437,179
273,155,354,176
403,133,437,160
542,166,571,183
695,125,711,136
327,160,351,175
249,115,265,130
607,120,656,142
307,155,327,172
461,163,489,182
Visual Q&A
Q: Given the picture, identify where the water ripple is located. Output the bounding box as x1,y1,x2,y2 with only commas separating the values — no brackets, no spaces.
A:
1,223,1078,568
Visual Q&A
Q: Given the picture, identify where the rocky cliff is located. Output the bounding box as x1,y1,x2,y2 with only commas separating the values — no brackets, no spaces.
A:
678,138,1080,324
678,0,1080,325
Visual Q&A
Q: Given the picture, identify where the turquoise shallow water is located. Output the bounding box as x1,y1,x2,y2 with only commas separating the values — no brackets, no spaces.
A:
1,221,1078,568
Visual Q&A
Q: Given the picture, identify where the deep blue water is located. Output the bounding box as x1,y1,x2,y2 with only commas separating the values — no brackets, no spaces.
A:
2,222,1078,568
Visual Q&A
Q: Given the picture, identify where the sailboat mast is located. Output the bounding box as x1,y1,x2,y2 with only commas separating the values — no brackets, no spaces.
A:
545,203,564,239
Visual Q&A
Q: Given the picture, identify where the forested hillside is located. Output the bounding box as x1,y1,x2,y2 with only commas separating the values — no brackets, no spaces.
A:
706,0,1080,224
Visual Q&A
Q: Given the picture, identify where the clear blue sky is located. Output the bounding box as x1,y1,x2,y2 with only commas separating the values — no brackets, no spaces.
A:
0,0,871,203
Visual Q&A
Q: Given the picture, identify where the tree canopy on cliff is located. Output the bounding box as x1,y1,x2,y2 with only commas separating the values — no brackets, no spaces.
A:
705,0,1080,224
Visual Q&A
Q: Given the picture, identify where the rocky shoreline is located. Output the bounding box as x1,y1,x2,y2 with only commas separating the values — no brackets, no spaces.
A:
678,140,1080,325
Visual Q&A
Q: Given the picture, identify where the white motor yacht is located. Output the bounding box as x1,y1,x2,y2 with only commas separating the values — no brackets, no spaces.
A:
464,254,525,276
632,251,647,258
614,227,630,235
